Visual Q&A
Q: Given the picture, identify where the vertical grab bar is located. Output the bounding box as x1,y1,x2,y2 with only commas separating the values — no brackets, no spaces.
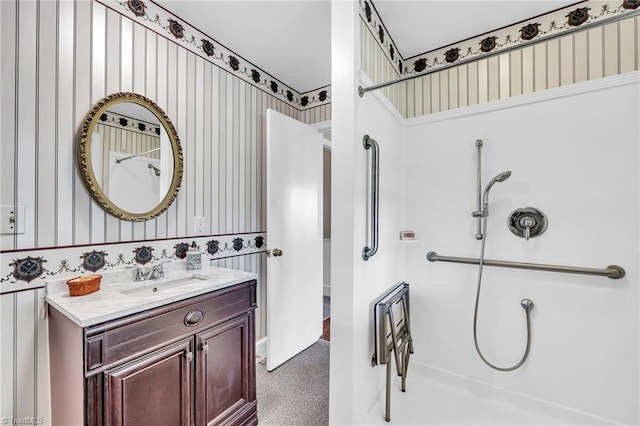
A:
362,135,379,261
475,139,483,240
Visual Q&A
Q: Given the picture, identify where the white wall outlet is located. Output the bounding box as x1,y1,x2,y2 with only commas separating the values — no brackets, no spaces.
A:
1,205,25,234
194,216,206,235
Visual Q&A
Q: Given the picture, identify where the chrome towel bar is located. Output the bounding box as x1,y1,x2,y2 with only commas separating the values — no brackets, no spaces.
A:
362,135,379,261
426,251,625,280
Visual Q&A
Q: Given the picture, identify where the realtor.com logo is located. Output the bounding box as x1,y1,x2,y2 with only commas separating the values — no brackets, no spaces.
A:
1,418,44,425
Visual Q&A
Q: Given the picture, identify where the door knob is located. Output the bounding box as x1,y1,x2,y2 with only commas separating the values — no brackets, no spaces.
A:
272,248,283,257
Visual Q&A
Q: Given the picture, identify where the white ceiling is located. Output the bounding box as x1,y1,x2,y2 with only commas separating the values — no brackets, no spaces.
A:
156,0,331,93
373,1,579,58
155,0,579,92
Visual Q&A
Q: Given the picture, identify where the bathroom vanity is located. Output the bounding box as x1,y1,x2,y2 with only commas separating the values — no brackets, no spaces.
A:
46,266,257,426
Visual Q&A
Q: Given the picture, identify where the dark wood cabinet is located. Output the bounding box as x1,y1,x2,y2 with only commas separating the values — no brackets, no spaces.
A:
49,280,257,426
104,339,194,426
196,313,256,426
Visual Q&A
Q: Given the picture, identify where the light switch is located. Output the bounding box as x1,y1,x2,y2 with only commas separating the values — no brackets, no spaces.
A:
1,205,25,234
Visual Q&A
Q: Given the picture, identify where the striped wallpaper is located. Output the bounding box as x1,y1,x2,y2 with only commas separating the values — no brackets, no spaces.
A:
404,16,640,118
360,7,640,119
360,18,406,117
0,0,329,423
1,0,330,254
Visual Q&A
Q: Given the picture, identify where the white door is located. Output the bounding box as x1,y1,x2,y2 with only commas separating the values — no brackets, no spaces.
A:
266,109,324,371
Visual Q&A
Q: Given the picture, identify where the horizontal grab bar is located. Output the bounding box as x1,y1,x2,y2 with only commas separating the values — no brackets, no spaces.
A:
426,251,625,280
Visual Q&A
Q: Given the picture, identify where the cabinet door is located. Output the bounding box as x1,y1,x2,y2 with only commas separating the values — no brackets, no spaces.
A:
104,338,194,426
196,312,256,426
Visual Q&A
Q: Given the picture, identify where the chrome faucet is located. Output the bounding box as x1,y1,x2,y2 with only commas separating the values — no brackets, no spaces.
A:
134,263,166,281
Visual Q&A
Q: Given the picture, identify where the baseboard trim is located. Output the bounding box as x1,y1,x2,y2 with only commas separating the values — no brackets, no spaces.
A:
255,337,267,361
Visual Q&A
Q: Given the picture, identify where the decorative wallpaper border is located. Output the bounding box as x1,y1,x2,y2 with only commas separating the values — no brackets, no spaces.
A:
0,232,265,294
360,0,639,78
359,0,404,75
96,0,331,110
98,110,162,136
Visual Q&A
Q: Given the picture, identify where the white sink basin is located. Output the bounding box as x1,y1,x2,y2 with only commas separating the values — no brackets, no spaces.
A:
120,275,209,296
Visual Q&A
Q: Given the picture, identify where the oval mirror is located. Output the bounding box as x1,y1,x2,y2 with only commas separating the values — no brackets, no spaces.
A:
78,92,183,221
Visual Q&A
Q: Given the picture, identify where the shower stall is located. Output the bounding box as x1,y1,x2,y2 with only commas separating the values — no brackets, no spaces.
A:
329,2,639,425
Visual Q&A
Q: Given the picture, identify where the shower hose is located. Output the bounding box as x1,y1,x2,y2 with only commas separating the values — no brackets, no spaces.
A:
473,215,533,372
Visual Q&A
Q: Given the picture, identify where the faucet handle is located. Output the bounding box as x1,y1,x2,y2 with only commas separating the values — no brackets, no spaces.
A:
520,217,535,241
151,263,166,278
134,266,146,281
156,260,171,273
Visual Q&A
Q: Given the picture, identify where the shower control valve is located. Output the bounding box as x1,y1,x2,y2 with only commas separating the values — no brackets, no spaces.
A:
508,207,548,240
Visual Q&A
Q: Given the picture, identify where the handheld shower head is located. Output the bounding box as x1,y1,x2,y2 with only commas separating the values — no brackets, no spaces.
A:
482,170,511,206
494,170,512,183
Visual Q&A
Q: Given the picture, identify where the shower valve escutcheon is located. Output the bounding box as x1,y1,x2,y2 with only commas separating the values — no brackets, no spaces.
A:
508,207,548,240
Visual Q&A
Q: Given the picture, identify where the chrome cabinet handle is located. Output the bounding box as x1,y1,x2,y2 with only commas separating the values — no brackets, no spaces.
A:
272,248,283,257
362,135,379,261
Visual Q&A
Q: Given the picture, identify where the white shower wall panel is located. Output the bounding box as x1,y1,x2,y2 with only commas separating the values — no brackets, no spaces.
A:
349,92,408,418
330,68,407,421
402,74,639,424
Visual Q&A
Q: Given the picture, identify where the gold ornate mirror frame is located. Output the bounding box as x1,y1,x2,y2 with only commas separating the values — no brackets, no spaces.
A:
78,92,183,221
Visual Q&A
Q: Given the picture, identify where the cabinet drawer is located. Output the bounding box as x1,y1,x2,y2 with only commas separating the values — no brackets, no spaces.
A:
85,280,256,375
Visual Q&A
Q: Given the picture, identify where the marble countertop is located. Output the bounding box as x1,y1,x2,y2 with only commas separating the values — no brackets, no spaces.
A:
45,264,257,327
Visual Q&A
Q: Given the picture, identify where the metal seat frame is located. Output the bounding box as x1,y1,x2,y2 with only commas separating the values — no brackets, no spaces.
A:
372,282,414,422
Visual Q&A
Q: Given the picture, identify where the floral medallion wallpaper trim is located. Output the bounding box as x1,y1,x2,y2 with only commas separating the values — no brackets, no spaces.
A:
174,242,189,259
359,0,637,82
0,233,266,292
127,0,145,17
623,0,640,9
133,246,154,264
167,19,184,38
98,110,162,136
207,240,220,255
9,256,47,283
99,0,331,110
81,250,108,272
254,236,264,249
359,0,404,76
394,1,636,78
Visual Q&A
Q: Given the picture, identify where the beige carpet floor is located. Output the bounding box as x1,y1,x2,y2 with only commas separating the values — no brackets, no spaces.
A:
256,340,330,425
